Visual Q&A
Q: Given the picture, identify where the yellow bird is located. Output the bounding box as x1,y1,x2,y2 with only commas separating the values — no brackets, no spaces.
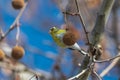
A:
49,27,87,55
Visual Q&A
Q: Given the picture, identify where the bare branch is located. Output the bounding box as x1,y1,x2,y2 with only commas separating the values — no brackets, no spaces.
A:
94,54,120,63
16,20,20,46
62,12,78,16
90,0,115,46
0,2,28,41
74,0,90,45
100,50,120,77
92,70,102,80
68,68,90,80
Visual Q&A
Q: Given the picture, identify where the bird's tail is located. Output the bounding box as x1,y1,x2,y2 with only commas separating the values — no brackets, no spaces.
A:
68,48,87,55
68,43,88,55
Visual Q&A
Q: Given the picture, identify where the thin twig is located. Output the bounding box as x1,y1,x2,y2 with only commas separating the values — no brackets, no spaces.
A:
16,20,20,46
0,2,28,41
93,70,102,80
68,68,89,80
62,12,78,16
94,55,120,63
74,0,91,45
100,51,120,77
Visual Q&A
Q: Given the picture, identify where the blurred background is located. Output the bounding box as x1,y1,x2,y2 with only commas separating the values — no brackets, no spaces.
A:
0,0,120,80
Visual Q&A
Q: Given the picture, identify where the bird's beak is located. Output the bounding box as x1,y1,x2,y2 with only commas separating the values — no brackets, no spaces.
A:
49,28,53,34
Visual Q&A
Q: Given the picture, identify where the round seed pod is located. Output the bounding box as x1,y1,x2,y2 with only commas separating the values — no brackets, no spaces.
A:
61,23,80,40
11,46,25,60
12,0,25,9
0,49,5,61
63,31,77,46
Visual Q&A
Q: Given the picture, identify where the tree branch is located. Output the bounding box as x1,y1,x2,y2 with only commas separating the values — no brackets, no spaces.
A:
0,2,28,41
94,54,120,63
100,50,120,77
90,0,115,46
74,0,90,45
92,70,102,80
68,68,90,80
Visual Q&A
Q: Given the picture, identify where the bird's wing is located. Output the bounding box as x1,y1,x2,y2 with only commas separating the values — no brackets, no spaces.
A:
56,33,64,39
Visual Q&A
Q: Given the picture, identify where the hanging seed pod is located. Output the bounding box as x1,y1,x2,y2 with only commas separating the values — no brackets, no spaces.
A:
63,31,77,46
12,0,25,9
0,49,5,61
11,46,25,60
61,23,80,40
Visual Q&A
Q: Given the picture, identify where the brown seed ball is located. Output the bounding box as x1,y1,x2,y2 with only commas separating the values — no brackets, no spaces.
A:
12,0,25,9
11,46,25,60
63,32,77,46
0,49,5,61
61,23,80,40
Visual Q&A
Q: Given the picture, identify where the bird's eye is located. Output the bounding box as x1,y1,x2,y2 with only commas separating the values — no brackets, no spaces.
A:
50,27,56,31
50,28,54,31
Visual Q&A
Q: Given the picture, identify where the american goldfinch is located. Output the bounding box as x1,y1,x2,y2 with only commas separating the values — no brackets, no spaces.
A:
49,27,87,55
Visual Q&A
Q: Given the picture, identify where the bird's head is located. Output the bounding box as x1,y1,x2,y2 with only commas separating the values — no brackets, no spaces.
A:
49,27,59,35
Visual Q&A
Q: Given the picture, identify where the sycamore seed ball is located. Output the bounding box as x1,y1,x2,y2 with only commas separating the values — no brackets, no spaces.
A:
0,49,5,61
63,32,77,46
11,46,25,60
12,0,25,9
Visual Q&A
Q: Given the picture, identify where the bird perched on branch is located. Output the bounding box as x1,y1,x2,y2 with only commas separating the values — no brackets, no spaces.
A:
49,27,87,55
